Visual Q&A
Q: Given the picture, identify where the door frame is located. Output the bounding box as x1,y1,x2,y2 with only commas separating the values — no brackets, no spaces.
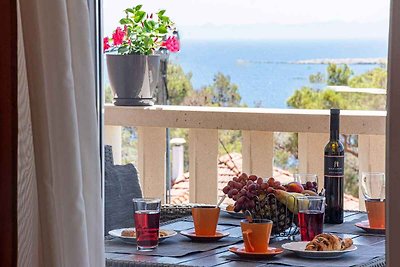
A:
3,0,400,266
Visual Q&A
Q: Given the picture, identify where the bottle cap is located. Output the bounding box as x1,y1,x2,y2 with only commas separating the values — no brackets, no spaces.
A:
330,109,340,131
330,109,340,115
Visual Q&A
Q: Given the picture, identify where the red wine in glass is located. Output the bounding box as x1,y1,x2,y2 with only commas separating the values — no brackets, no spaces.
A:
298,210,324,241
134,210,160,249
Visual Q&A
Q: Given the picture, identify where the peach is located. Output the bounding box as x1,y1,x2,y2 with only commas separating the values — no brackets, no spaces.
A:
286,181,304,193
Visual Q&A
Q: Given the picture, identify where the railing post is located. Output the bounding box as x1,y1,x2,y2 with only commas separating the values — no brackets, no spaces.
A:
138,126,167,203
242,131,274,177
104,125,122,164
189,129,218,204
358,135,386,210
298,133,329,189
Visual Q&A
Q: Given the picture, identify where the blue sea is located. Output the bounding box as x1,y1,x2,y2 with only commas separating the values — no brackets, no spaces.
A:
168,39,388,108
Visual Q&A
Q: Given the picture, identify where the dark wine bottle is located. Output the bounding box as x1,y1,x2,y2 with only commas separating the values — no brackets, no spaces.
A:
324,109,344,224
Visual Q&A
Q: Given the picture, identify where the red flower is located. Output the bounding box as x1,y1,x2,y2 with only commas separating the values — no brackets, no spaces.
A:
162,36,180,53
112,27,125,46
103,37,110,52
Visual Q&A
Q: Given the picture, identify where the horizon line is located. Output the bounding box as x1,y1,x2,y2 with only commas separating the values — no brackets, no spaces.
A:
180,37,388,41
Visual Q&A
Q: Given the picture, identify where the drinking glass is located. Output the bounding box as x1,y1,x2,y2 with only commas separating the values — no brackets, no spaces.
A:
297,196,326,241
294,173,318,191
133,198,161,251
361,172,385,229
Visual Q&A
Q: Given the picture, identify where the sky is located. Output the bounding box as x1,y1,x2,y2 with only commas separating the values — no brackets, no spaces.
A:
103,0,390,40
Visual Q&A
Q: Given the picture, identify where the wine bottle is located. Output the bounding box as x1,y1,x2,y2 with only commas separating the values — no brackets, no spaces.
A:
324,109,344,224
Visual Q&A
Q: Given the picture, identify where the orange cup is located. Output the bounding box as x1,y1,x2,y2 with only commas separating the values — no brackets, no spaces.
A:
192,206,220,236
240,219,273,253
365,199,385,229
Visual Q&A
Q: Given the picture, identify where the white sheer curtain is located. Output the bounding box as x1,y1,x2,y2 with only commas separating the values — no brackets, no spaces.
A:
17,0,104,265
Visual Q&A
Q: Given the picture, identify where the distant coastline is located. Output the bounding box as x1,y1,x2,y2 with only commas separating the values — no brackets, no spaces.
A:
236,58,386,65
161,39,388,108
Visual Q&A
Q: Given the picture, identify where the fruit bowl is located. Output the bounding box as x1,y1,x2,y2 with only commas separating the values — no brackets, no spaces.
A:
222,173,319,237
257,193,297,236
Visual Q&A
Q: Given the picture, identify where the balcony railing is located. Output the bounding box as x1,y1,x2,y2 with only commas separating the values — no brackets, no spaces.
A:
104,104,386,208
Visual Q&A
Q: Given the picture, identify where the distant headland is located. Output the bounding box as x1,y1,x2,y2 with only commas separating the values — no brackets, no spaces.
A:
236,58,386,65
293,58,386,65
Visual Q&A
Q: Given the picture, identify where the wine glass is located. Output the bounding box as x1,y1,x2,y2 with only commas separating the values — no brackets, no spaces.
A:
361,172,385,200
361,172,385,229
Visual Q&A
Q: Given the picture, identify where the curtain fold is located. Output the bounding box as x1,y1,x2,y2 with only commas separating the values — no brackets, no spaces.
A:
17,1,41,266
18,0,104,265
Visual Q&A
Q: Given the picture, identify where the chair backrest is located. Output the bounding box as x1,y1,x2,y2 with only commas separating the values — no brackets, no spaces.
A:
104,145,114,166
104,145,143,235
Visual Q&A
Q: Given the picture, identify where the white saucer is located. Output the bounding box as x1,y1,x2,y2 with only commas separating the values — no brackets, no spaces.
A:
108,228,177,244
282,241,357,259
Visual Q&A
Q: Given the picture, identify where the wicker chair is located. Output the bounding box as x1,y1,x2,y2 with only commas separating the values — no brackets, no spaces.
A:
104,145,194,232
160,204,193,223
104,145,143,235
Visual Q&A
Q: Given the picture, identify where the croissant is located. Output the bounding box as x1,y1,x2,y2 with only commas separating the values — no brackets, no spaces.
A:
305,233,353,251
341,237,353,250
305,236,328,251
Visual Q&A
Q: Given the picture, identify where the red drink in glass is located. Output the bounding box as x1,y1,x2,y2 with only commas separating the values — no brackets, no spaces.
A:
134,210,160,249
133,198,161,251
298,210,324,241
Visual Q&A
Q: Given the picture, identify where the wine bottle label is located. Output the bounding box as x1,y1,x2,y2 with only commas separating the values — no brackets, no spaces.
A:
324,155,344,177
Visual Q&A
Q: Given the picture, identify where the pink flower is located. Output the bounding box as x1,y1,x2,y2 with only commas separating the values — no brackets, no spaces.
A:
112,27,125,46
103,37,110,52
162,36,180,53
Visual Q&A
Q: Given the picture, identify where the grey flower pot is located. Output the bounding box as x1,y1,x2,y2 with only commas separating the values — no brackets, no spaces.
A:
106,54,160,106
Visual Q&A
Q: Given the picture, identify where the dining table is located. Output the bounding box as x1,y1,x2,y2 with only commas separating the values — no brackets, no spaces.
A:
105,209,385,267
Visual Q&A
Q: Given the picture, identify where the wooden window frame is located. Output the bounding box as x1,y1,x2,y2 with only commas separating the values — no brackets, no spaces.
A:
0,0,17,266
386,0,400,266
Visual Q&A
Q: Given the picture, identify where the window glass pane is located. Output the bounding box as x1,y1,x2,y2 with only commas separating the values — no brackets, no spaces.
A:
102,1,389,211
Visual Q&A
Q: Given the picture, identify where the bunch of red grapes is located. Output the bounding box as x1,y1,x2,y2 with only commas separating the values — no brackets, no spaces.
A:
222,173,284,213
303,181,318,193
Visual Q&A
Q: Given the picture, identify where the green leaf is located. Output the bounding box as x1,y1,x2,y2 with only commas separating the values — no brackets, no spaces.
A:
143,36,149,46
118,46,129,54
119,18,132,25
143,20,153,31
134,11,146,23
125,8,135,14
162,16,170,23
156,26,167,34
135,4,143,11
157,10,166,16
148,20,156,28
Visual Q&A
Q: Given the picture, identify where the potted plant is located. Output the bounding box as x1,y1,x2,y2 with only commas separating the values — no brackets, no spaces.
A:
104,5,179,106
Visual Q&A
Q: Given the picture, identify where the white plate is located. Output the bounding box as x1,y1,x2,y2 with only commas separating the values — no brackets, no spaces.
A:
282,241,357,259
221,205,245,219
108,228,177,244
